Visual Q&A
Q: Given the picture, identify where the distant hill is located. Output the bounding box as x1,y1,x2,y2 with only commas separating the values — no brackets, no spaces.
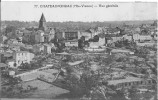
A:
1,20,155,32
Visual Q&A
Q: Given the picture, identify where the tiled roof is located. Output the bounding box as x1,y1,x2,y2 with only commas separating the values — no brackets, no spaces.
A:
15,51,30,53
0,63,7,67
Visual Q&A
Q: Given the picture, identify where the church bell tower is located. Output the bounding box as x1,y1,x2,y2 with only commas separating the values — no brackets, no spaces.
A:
39,13,46,31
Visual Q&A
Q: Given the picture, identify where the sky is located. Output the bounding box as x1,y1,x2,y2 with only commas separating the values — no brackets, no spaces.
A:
1,1,157,22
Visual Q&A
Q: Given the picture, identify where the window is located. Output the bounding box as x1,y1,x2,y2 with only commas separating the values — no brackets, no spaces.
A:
141,81,143,85
125,83,127,86
148,80,151,84
136,81,139,85
129,83,131,86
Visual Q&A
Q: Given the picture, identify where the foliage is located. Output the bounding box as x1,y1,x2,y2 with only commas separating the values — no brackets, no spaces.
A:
134,46,149,58
88,35,99,42
18,62,42,70
93,35,99,42
78,39,85,49
1,76,37,98
5,26,17,34
65,67,100,97
101,54,115,66
7,76,22,85
51,38,65,52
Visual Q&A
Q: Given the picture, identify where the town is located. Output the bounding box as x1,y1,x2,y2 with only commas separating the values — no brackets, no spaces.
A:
0,13,157,100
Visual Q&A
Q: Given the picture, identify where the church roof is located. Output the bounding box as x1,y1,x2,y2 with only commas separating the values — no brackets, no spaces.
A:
39,13,46,22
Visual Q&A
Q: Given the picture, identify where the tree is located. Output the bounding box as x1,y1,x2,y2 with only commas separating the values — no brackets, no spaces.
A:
13,63,17,68
134,47,149,58
78,39,84,49
93,35,99,42
19,62,31,70
90,86,108,100
64,67,101,97
5,26,17,34
5,26,18,39
102,54,115,66
106,48,112,54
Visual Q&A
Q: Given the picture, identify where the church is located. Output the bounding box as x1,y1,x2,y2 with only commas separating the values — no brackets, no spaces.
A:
35,13,55,43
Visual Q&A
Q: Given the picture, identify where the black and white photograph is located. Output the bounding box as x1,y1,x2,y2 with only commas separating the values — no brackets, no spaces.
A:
0,1,157,100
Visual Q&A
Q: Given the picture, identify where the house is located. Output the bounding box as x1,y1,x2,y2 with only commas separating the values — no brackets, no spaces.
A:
98,36,106,46
6,59,16,68
43,44,52,54
107,27,121,34
44,28,56,42
55,30,64,40
122,34,133,41
35,28,55,43
16,29,24,37
89,42,104,48
13,51,35,67
111,36,123,42
0,35,7,43
134,27,141,33
7,39,24,46
87,33,106,48
33,44,44,53
133,34,152,42
107,77,155,90
79,31,93,40
63,31,79,40
0,63,7,71
25,45,33,50
1,52,13,62
17,37,23,43
35,30,45,43
136,42,156,47
98,33,113,45
7,39,18,44
6,49,13,53
22,29,35,43
95,27,105,34
64,39,78,47
9,45,21,52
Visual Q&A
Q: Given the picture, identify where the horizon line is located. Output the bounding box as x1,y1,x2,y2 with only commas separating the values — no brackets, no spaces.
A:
2,19,157,23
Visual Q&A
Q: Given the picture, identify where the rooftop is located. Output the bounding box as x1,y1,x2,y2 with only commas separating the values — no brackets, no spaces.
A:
15,51,30,53
68,60,84,66
0,63,7,67
64,39,78,42
56,52,70,55
108,76,143,85
111,49,134,53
